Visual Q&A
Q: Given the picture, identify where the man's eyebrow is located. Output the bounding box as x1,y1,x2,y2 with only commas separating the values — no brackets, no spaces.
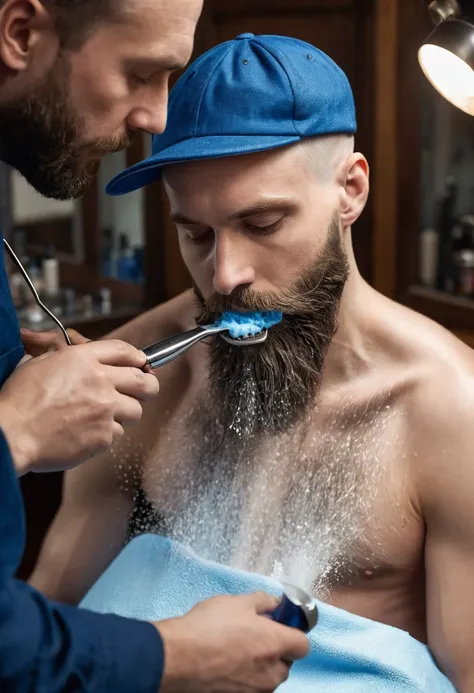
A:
164,60,188,72
227,199,297,221
169,200,297,226
169,211,200,225
132,56,187,72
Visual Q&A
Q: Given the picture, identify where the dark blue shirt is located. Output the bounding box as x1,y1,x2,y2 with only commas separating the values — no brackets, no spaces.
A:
0,235,164,692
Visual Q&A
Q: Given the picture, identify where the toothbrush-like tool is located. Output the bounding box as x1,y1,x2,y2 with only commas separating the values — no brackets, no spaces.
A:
143,310,282,370
143,324,267,370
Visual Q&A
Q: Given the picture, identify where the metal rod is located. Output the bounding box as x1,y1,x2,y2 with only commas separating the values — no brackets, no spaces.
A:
3,237,71,346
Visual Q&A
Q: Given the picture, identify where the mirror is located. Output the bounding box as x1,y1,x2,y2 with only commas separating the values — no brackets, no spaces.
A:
419,78,474,298
11,169,83,262
98,151,145,284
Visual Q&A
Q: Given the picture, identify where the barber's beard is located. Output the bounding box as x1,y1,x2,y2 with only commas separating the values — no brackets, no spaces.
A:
0,52,131,200
194,216,350,439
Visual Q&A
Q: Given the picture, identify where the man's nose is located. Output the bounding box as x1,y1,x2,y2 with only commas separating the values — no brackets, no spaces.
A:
127,87,169,135
212,233,256,295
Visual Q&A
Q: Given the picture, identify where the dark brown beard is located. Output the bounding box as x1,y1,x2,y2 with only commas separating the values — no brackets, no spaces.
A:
194,215,349,438
0,52,131,200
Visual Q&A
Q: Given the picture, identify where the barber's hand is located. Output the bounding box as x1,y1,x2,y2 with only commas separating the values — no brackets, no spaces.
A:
21,327,89,357
0,339,159,475
20,328,154,373
155,592,309,693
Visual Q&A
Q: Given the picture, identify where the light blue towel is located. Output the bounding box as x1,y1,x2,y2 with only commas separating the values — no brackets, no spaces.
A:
81,534,455,692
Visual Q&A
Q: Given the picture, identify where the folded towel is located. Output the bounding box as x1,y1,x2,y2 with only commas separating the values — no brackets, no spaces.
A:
81,534,455,692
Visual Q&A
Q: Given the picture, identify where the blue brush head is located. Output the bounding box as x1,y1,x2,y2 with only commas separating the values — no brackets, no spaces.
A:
212,310,283,339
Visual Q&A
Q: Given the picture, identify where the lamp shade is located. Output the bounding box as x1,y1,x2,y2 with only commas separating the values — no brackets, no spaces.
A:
418,19,474,115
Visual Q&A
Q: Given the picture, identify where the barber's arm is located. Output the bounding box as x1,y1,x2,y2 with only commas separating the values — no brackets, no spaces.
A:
0,336,165,692
0,427,165,693
420,372,474,692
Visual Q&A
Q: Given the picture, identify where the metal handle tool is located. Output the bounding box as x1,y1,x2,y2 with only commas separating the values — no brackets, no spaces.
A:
3,237,71,345
143,324,268,370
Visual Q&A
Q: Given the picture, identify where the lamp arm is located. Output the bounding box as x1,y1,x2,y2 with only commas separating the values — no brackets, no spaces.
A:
428,0,462,25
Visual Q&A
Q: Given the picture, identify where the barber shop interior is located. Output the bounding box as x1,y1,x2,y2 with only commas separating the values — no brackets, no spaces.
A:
2,0,474,690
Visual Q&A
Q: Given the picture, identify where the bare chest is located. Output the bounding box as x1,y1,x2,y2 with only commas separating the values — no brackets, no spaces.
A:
140,399,424,604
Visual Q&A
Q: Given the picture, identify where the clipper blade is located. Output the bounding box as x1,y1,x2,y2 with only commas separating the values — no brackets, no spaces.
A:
221,329,268,346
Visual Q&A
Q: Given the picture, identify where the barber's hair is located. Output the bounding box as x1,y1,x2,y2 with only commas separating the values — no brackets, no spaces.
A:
0,0,120,49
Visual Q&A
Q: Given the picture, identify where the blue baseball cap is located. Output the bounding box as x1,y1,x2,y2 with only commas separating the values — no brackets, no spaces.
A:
106,33,356,196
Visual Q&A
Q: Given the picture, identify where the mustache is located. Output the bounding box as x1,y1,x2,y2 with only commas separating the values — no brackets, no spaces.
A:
195,269,348,326
195,287,286,324
81,128,135,156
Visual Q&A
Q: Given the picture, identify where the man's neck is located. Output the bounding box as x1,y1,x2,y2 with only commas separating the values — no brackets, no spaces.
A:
322,263,382,387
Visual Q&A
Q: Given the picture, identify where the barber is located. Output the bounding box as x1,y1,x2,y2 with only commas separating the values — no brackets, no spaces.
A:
0,1,309,691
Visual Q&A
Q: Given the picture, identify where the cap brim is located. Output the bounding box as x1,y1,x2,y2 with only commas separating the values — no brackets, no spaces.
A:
106,134,302,196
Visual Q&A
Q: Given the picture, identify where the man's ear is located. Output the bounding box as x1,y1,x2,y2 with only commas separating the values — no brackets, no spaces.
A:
339,153,369,227
0,0,56,73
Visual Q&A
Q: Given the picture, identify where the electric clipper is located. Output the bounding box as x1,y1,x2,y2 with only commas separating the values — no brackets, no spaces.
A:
269,584,318,633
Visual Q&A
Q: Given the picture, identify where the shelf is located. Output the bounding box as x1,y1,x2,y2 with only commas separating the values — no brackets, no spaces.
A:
18,304,142,341
400,285,474,331
410,286,474,310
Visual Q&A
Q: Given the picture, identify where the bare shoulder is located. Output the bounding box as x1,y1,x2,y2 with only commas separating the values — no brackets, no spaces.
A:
366,292,474,472
388,302,474,512
107,289,198,348
397,304,474,421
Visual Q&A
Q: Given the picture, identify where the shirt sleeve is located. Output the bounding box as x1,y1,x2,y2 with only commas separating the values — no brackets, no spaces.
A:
0,428,164,693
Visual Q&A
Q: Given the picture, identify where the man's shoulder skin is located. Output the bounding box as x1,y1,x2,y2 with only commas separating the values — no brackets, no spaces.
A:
400,304,474,514
391,306,474,689
375,296,474,484
393,301,474,453
340,295,474,687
